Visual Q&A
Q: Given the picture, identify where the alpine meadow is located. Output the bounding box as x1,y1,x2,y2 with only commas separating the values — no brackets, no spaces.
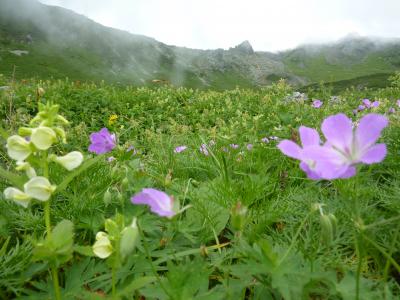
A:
1,0,400,299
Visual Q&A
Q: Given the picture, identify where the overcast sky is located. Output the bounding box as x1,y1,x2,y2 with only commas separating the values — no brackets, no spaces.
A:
38,0,400,52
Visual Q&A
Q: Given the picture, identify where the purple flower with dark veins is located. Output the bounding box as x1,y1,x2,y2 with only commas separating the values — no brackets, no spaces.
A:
312,100,323,108
174,145,187,153
278,126,323,179
131,188,175,217
88,128,116,154
302,113,388,179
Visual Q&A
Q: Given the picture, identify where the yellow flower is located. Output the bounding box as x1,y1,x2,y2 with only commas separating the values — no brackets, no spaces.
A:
92,232,113,259
24,176,56,201
108,114,118,125
6,135,32,161
31,126,57,150
4,187,32,208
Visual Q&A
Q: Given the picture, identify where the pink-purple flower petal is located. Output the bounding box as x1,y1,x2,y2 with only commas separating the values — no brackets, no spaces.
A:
360,143,387,164
355,114,388,150
131,188,175,217
321,113,353,153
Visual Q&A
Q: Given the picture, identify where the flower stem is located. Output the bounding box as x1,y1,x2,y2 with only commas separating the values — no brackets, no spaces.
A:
51,267,62,300
279,211,312,265
111,264,116,299
44,200,51,236
137,222,172,298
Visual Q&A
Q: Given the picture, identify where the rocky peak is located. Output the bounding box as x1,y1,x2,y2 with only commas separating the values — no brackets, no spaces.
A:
230,40,254,55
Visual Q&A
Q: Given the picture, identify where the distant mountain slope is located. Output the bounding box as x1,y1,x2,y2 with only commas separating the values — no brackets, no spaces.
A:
0,0,399,90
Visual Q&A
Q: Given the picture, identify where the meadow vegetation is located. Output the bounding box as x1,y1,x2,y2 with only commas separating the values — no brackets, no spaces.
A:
1,74,400,299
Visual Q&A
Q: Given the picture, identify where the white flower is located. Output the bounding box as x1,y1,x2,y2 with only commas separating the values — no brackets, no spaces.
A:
52,151,83,171
92,231,113,259
31,127,57,150
4,187,32,208
24,176,56,201
16,161,36,178
6,135,32,161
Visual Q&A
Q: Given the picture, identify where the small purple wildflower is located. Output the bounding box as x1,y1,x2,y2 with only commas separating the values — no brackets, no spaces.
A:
261,137,269,143
88,128,116,154
362,99,371,108
372,101,380,108
352,109,358,116
107,156,116,162
126,145,137,155
246,144,253,151
358,105,366,111
397,100,400,107
269,136,279,141
389,107,396,114
312,99,323,108
222,147,229,153
131,188,175,217
230,144,239,149
199,144,209,156
174,145,187,153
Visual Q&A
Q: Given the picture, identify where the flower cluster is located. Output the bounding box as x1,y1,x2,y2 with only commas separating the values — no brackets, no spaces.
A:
4,103,83,207
278,113,388,180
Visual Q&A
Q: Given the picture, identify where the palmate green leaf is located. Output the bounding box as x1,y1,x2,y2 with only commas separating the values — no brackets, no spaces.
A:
33,220,74,267
117,276,157,297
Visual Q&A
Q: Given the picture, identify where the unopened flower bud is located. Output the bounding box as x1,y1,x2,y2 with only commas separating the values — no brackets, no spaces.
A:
18,127,33,136
120,218,139,260
230,201,247,232
92,231,113,259
31,126,57,150
319,214,333,245
56,115,69,125
6,135,32,161
52,151,83,171
327,213,337,238
53,127,67,144
200,245,208,257
121,177,129,191
103,189,112,206
24,176,56,201
16,161,36,178
4,187,31,208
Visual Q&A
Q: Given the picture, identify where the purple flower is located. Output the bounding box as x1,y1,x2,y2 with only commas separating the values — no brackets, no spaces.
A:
261,137,270,143
302,113,388,179
389,107,396,114
230,144,239,149
246,144,253,151
107,156,116,162
352,109,358,116
278,126,322,179
397,100,400,107
362,99,371,108
358,105,366,111
269,136,279,141
174,145,187,153
372,101,380,108
199,144,209,156
131,188,175,217
312,99,323,108
126,145,137,155
222,147,229,153
88,128,116,154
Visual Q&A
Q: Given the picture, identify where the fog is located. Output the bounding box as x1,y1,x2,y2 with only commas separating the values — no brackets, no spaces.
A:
38,0,400,52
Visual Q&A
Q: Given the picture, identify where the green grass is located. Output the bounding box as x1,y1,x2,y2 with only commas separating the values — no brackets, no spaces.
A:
0,77,400,299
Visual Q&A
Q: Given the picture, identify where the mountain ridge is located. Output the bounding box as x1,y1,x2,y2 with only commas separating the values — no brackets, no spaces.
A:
1,0,399,90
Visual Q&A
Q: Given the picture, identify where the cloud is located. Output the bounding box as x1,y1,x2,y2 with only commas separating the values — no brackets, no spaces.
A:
39,0,400,51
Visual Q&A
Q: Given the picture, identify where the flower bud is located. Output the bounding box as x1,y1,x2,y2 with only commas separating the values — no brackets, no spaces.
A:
120,218,139,260
319,214,333,245
327,213,337,238
230,201,247,232
4,187,31,208
53,127,67,144
16,161,37,178
103,189,112,206
92,231,113,259
52,151,83,171
31,126,57,150
56,115,69,125
6,135,32,161
24,176,56,201
18,127,33,136
121,177,129,191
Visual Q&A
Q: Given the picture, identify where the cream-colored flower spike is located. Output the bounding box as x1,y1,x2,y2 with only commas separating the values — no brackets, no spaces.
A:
31,126,57,150
16,161,37,178
92,232,113,259
53,151,83,171
24,176,56,201
6,135,32,161
4,187,32,208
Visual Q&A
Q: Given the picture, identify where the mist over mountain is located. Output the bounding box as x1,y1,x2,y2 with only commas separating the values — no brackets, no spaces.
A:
1,0,399,90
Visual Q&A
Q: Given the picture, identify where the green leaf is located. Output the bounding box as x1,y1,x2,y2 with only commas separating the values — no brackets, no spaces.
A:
117,276,157,297
0,165,25,188
55,154,104,194
73,245,94,257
